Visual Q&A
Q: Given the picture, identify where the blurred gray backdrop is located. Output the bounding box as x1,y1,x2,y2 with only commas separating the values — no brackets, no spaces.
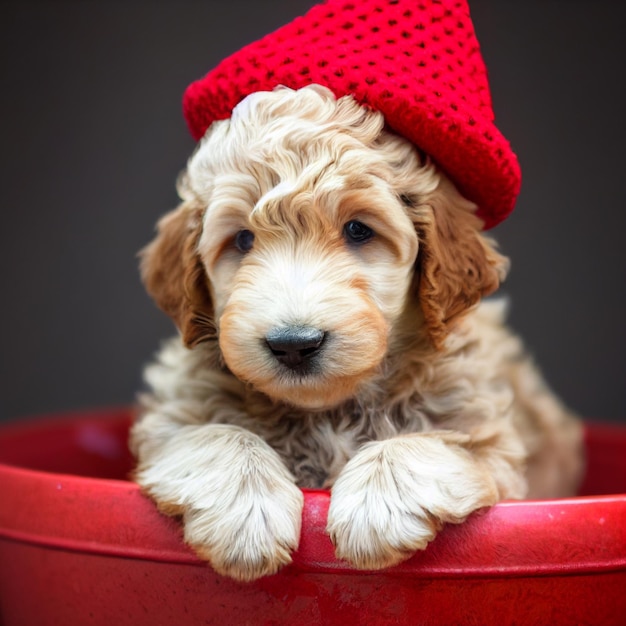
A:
1,0,624,423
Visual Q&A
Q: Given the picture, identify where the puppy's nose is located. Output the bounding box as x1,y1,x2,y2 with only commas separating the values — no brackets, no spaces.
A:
266,326,326,370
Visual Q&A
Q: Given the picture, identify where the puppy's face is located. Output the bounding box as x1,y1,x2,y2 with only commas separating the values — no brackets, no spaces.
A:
201,160,418,410
142,86,508,410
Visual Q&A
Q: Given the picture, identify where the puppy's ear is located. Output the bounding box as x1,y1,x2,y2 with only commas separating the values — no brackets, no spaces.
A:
140,203,214,347
411,178,509,349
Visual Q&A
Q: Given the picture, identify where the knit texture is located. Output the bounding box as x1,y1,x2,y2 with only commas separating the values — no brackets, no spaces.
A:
183,0,521,229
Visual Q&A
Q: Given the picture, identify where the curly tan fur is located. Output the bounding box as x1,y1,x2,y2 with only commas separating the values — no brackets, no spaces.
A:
131,85,583,581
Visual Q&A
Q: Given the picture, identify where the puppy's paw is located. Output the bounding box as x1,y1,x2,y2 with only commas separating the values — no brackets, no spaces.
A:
183,477,303,581
135,424,303,581
327,434,498,570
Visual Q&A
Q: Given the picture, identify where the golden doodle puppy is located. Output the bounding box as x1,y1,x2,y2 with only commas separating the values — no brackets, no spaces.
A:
130,85,583,582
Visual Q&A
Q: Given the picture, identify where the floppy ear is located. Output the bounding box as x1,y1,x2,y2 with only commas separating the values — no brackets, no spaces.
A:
139,203,215,347
411,177,509,349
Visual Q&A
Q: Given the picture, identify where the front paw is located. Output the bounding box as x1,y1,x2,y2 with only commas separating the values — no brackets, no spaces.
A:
183,479,303,581
134,424,304,581
327,435,498,570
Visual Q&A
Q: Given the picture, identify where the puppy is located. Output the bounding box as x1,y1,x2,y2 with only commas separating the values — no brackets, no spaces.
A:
130,85,583,582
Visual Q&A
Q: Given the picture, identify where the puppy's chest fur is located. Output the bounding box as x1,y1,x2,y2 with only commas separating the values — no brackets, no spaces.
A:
250,400,431,489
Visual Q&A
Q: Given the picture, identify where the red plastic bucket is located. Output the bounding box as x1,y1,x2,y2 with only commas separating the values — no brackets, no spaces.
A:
1,408,625,625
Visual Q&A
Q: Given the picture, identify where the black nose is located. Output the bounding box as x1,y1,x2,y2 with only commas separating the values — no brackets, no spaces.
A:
265,326,326,371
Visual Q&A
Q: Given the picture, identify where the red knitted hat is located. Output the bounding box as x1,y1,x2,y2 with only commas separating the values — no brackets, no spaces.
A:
183,0,521,229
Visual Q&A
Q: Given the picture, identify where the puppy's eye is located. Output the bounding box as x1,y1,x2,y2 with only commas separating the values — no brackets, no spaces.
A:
234,229,255,253
343,220,374,244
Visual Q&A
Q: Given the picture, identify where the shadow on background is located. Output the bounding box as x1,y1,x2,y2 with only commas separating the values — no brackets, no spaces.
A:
1,0,624,422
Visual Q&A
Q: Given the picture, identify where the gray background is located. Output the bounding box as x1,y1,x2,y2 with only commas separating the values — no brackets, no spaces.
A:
1,1,624,423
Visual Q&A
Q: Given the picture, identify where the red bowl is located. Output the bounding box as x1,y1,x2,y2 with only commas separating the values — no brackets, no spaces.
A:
1,408,625,625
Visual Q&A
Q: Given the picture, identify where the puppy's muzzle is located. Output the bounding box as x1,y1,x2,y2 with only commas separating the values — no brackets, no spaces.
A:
265,326,326,373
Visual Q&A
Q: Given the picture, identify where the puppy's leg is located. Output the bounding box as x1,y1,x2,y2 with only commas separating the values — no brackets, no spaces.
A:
327,430,522,570
131,409,303,581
